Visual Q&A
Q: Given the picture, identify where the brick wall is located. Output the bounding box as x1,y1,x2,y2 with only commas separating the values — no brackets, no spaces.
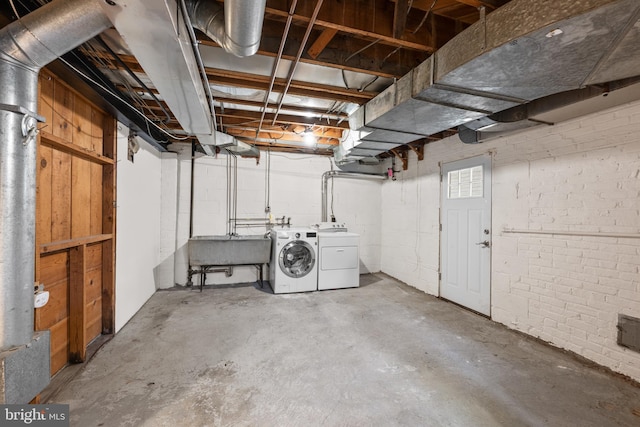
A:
381,99,640,381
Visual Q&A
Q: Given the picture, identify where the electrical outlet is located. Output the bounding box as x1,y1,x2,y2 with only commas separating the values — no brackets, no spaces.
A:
34,291,49,309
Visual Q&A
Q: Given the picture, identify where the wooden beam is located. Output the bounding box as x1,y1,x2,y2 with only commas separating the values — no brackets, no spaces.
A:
69,244,86,363
214,97,348,119
408,141,425,161
216,108,349,130
100,53,376,105
454,0,499,9
237,137,334,155
101,116,116,335
205,66,375,104
391,148,409,170
308,27,338,59
225,128,340,145
393,0,409,39
264,6,435,53
40,234,113,255
40,131,114,165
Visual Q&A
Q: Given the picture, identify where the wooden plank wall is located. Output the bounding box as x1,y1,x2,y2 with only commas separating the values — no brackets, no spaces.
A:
35,70,116,376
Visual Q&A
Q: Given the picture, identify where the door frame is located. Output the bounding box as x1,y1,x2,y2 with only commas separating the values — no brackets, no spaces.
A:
439,153,492,316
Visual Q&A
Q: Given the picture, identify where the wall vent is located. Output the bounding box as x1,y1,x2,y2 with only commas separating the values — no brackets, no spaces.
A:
617,314,640,353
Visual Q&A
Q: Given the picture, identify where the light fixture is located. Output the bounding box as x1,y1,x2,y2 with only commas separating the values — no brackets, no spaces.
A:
303,127,316,146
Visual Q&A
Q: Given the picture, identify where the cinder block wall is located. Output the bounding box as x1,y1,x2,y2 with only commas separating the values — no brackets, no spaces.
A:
115,127,162,332
381,100,640,381
163,150,382,287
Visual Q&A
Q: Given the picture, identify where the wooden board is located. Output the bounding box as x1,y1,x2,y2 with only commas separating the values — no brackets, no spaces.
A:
49,319,69,376
35,70,117,377
36,252,70,376
86,244,103,343
71,157,92,238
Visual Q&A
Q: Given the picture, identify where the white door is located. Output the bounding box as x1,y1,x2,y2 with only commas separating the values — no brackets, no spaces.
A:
440,155,492,316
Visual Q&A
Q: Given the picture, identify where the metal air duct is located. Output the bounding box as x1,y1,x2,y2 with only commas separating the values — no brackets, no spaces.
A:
346,0,640,160
186,0,266,58
0,0,110,402
0,0,110,352
101,0,264,156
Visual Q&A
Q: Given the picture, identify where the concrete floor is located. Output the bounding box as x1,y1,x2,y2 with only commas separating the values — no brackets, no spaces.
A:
50,274,640,426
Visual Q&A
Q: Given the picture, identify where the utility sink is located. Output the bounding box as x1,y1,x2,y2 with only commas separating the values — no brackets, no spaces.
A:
188,235,271,266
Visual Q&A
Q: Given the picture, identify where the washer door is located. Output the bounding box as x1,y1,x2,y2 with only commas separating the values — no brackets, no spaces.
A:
278,240,315,278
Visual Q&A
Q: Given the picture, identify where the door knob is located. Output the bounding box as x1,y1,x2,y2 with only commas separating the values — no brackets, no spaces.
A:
476,240,490,248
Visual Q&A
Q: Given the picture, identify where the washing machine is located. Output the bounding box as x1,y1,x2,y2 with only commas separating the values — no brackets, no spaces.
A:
313,223,360,290
269,228,318,294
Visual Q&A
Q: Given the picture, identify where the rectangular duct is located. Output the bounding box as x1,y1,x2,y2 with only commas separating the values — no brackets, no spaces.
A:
99,0,213,136
0,332,50,403
344,0,640,161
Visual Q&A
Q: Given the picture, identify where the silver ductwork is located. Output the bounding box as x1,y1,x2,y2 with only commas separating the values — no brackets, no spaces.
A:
346,0,640,158
0,0,110,353
321,171,387,222
101,0,264,157
0,0,110,402
186,0,266,58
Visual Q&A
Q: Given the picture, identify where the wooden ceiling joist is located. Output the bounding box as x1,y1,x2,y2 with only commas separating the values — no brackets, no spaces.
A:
91,52,376,105
215,108,349,130
198,38,399,79
264,7,435,53
393,0,410,39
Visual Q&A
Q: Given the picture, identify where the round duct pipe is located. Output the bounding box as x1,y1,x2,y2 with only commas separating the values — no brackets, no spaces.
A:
0,0,111,351
186,0,266,58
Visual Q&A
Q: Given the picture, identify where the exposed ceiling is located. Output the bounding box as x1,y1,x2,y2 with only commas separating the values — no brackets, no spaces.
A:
1,0,511,157
4,0,640,164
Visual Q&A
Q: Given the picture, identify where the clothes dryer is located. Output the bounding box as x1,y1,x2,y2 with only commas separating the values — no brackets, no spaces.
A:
317,231,360,290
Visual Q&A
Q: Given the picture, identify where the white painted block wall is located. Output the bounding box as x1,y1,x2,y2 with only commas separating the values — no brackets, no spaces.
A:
380,100,640,381
115,126,162,332
166,149,382,287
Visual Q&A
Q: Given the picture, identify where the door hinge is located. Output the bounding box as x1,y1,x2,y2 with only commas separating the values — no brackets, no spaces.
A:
438,272,442,281
439,223,442,231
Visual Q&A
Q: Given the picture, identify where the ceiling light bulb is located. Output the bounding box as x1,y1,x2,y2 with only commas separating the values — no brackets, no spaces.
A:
304,132,316,146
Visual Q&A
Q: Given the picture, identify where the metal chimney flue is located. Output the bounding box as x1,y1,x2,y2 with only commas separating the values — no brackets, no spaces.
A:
0,0,111,403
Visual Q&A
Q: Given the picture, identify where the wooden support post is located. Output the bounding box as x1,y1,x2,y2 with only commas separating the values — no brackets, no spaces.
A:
69,244,86,363
101,116,116,335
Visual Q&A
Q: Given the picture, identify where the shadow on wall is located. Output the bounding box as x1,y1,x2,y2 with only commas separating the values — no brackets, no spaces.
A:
153,253,176,289
359,259,377,275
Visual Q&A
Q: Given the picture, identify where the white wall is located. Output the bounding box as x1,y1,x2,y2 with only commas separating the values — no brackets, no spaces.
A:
167,150,382,287
380,100,640,381
115,126,162,332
